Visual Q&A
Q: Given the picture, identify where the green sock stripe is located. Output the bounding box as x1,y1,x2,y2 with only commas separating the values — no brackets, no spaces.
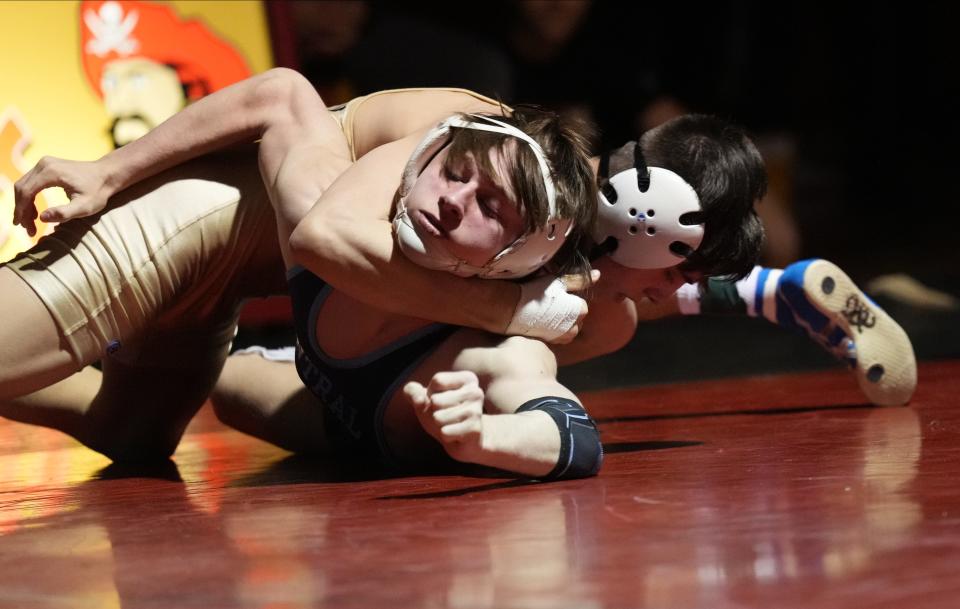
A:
700,278,747,316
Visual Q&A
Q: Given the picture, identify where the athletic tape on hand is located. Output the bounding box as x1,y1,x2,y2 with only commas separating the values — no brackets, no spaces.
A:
505,275,583,342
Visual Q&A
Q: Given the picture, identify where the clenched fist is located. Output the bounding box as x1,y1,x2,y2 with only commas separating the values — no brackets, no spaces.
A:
404,370,486,464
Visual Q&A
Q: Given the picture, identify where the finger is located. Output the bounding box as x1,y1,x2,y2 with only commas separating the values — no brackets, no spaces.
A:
426,370,478,395
39,202,82,223
20,207,38,237
440,419,482,439
560,269,600,293
432,403,474,426
13,163,52,223
403,381,428,407
12,179,35,227
429,384,483,410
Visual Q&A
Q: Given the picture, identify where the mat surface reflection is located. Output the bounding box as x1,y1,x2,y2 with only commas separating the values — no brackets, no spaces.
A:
0,361,957,609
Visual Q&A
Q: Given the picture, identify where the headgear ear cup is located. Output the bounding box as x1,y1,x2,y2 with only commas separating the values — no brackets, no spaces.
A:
593,151,704,269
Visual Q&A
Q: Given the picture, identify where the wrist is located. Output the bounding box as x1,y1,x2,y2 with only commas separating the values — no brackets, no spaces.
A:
96,152,127,196
464,414,497,466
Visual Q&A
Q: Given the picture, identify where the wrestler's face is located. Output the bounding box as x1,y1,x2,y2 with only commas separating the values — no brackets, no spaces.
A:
404,144,526,267
592,256,701,304
101,58,187,147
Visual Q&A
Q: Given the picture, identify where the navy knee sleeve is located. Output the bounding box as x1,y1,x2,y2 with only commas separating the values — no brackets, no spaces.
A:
517,397,603,479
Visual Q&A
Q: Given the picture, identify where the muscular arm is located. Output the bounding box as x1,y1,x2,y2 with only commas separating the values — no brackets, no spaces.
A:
104,67,350,228
474,383,577,478
15,68,344,232
288,132,522,333
409,335,602,479
99,68,303,192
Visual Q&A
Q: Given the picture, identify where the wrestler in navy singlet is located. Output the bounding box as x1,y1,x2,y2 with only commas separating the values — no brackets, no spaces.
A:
287,267,457,464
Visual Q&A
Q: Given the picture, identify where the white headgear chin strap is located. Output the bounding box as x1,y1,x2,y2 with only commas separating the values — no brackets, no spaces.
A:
393,114,573,279
593,145,704,269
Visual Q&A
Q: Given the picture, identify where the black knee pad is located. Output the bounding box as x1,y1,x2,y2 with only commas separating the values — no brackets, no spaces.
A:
517,396,603,479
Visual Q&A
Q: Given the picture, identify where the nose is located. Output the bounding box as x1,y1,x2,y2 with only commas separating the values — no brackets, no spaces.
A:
646,271,686,302
438,180,478,231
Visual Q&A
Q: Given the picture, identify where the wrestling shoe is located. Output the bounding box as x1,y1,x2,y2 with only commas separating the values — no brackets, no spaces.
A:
775,259,917,406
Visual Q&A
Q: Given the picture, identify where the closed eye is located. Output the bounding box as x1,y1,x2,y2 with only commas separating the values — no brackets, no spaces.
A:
478,195,500,219
444,166,468,183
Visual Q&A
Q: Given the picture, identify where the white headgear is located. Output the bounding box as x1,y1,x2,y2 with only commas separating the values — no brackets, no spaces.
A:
393,114,573,278
593,143,704,269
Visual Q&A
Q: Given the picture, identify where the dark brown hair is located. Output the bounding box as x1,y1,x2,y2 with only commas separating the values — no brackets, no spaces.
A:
637,114,767,280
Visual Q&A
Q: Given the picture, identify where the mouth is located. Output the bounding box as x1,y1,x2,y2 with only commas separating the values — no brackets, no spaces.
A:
414,209,447,238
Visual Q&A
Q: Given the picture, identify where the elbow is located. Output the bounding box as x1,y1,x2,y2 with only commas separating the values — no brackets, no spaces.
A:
519,397,605,480
250,68,316,126
256,68,308,99
288,212,344,275
566,426,604,479
288,216,323,267
540,430,603,481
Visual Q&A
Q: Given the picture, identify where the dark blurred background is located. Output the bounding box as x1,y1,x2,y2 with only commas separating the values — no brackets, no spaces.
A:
251,0,960,389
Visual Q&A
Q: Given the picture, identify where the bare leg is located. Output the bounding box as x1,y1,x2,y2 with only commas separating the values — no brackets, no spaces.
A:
0,267,78,401
211,353,329,455
0,329,231,462
0,366,101,437
0,149,286,458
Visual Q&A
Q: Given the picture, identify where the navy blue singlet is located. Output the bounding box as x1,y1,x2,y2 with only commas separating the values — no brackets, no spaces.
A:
287,267,457,464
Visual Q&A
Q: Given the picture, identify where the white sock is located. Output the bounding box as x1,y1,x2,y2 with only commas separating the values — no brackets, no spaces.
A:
676,283,702,315
742,267,783,322
676,266,785,318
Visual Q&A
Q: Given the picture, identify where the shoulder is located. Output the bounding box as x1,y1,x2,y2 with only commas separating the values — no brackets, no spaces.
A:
351,88,507,157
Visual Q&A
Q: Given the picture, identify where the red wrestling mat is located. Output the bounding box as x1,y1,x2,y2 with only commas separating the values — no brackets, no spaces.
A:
0,360,957,608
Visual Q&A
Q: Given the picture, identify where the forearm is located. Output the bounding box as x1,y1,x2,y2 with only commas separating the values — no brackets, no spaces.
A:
97,68,295,194
293,216,520,333
471,411,561,477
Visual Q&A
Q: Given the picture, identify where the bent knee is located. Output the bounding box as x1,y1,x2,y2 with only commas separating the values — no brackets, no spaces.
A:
209,389,248,431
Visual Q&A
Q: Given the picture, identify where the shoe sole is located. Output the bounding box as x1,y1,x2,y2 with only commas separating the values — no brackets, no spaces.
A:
802,260,917,406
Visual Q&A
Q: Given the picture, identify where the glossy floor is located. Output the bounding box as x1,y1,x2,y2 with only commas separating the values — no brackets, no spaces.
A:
1,361,957,609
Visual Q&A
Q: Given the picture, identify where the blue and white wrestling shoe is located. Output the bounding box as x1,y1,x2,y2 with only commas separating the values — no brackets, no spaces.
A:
770,259,917,406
